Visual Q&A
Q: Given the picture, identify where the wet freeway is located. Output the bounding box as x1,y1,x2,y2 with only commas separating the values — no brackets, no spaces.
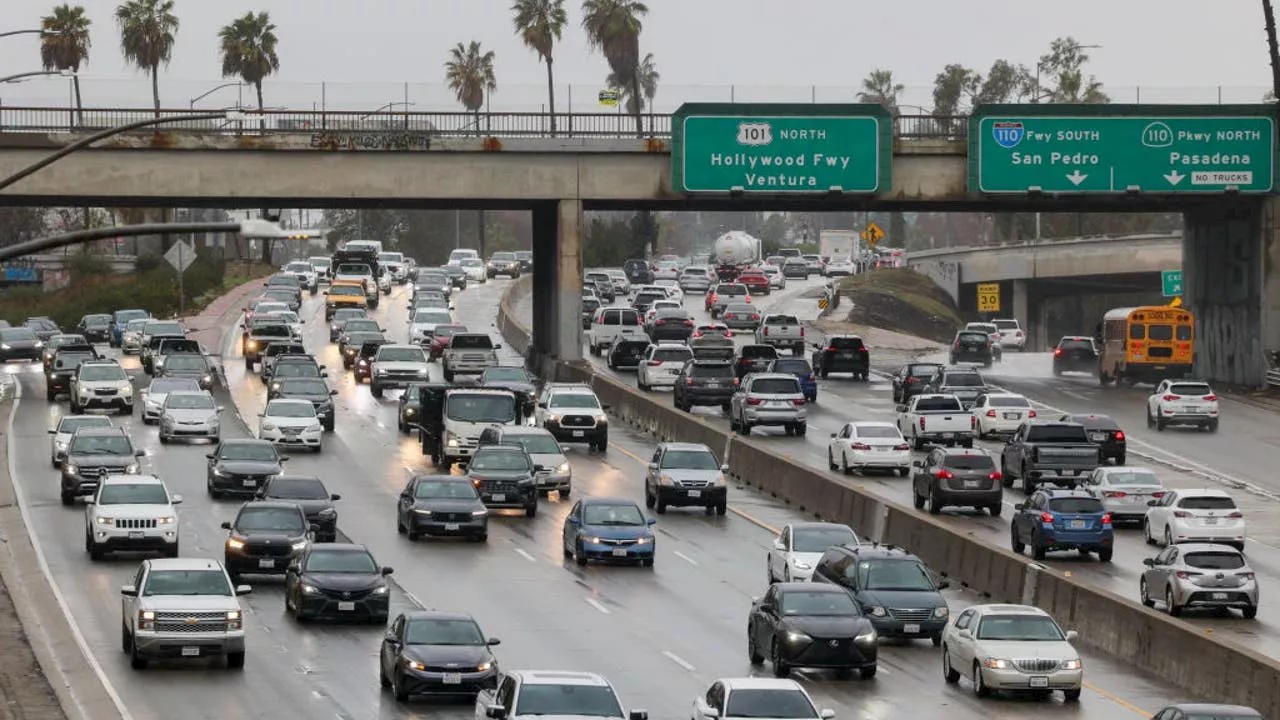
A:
1,275,1191,719
513,274,1280,660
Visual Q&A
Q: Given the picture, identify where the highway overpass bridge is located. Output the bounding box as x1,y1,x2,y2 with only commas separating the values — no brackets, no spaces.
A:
906,234,1182,350
0,103,1276,386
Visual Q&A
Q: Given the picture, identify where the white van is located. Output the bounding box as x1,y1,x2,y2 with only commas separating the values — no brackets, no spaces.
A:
587,307,643,356
448,249,480,266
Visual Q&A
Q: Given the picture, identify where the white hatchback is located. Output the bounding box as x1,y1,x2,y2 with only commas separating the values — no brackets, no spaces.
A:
258,398,323,452
973,393,1035,437
1147,380,1220,432
1144,488,1245,550
766,522,859,583
826,421,911,476
637,343,693,390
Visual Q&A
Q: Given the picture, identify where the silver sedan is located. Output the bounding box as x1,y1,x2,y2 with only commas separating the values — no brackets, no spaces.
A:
1080,466,1165,525
1140,542,1258,619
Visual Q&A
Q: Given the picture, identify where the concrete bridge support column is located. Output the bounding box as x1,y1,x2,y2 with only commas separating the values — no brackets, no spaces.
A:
1010,280,1033,349
1184,202,1266,386
529,199,583,378
1263,196,1280,371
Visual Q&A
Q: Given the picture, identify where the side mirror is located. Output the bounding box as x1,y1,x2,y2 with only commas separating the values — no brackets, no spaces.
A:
134,449,145,457
720,464,730,473
911,460,922,468
773,539,785,550
220,521,232,530
937,579,950,589
566,517,579,526
47,429,55,435
234,585,253,596
958,627,972,638
1065,630,1079,642
120,585,137,597
630,712,649,720
646,518,657,526
384,631,400,645
318,365,327,370
538,402,547,409
381,566,394,575
84,498,95,505
647,462,658,472
487,637,501,646
1013,503,1024,511
280,456,290,462
206,452,215,459
330,494,341,501
216,406,225,412
494,344,503,350
820,711,835,720
1142,558,1155,566
320,372,329,378
486,706,508,720
895,405,908,413
171,494,183,504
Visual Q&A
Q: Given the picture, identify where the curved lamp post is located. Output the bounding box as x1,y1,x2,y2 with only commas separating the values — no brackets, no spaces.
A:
0,218,301,263
0,69,74,84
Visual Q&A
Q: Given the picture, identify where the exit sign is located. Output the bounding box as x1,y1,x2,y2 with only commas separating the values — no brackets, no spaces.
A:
1162,269,1183,297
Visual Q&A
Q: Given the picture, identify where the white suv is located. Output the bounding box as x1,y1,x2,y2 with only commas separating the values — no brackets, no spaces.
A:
991,318,1025,351
536,384,609,451
941,603,1083,702
637,343,693,391
1147,379,1219,432
86,474,181,560
120,557,251,670
69,359,134,415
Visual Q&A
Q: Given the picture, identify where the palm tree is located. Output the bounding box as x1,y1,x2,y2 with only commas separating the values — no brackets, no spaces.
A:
857,69,904,112
581,0,648,136
114,0,178,116
445,41,497,257
606,52,658,115
512,0,568,136
40,4,92,124
218,11,280,118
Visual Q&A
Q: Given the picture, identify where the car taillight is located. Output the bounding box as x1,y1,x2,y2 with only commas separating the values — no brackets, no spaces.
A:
793,399,806,406
1203,394,1217,401
850,442,871,450
906,377,915,384
648,360,662,366
954,341,960,349
827,346,837,352
471,477,482,487
935,469,954,480
1150,491,1165,499
1016,331,1023,337
725,329,734,337
1040,512,1055,523
919,417,926,430
1053,348,1063,356
800,327,805,336
970,416,977,429
693,331,703,337
986,409,996,417
860,348,867,353
1175,570,1203,579
1102,491,1126,498
989,471,1002,481
808,374,816,382
1162,394,1180,401
655,319,667,325
752,314,760,320
724,314,734,320
745,297,752,302
746,397,762,406
1242,572,1256,580
1173,510,1190,518
1114,431,1125,440
1028,410,1036,418
710,294,718,302
684,320,693,327
1227,512,1243,518
685,378,693,385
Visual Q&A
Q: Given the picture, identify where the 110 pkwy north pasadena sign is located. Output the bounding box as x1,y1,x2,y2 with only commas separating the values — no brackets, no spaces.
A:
671,104,891,194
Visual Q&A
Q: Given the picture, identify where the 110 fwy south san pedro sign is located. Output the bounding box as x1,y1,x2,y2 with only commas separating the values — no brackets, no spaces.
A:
970,104,1276,194
671,103,892,194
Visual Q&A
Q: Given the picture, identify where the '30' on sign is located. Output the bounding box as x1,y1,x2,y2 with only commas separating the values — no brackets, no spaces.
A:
976,283,1001,312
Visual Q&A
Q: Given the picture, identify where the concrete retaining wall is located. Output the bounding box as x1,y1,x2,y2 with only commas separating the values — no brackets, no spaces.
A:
493,278,1280,715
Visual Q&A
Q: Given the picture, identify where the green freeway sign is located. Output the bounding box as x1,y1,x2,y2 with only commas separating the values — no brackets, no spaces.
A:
970,105,1276,194
1162,269,1183,297
671,103,892,194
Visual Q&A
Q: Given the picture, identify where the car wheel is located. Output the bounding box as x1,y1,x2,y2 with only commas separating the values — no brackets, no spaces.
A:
927,490,942,515
574,541,588,566
1166,587,1182,617
392,669,409,702
842,454,852,476
1143,519,1156,545
770,638,790,678
1062,688,1081,703
747,627,764,665
942,646,960,683
1242,604,1258,619
1139,578,1154,607
1010,527,1025,554
971,662,990,697
912,487,925,509
1164,527,1174,547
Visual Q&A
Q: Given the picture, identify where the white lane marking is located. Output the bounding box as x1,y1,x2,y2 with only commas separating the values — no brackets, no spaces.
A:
1059,389,1092,402
585,597,612,614
673,550,699,566
514,548,537,563
661,650,696,671
5,381,135,720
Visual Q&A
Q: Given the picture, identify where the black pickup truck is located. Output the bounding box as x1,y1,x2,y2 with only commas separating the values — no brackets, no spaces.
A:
999,420,1102,494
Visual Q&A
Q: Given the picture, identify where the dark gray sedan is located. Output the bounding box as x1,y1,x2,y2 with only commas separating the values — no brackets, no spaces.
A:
396,475,488,541
206,439,287,498
0,327,43,361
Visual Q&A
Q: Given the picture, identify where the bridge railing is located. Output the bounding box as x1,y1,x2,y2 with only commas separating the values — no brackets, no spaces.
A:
0,106,968,142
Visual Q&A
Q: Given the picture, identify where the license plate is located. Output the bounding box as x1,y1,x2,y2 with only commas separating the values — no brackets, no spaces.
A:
491,494,505,502
903,624,920,634
258,559,274,569
242,479,256,487
1029,676,1050,688
128,531,144,539
668,368,680,374
687,490,702,498
445,523,460,531
964,480,980,489
1212,592,1228,600
1089,432,1105,441
1205,517,1218,525
1070,520,1086,529
572,430,585,437
1005,413,1020,420
611,548,628,557
839,352,854,358
181,646,200,657
443,673,462,685
942,433,954,439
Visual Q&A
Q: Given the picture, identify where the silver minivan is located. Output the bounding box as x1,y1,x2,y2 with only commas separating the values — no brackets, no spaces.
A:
730,372,808,436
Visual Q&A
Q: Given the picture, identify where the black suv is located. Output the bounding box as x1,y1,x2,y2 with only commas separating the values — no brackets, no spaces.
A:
623,258,653,285
891,362,942,404
1053,336,1098,376
1056,413,1126,465
268,356,326,393
811,543,951,645
255,475,340,542
911,447,1003,516
243,324,292,371
672,360,735,412
221,501,312,581
923,366,986,409
949,330,993,367
812,335,870,380
60,427,143,505
464,444,541,517
733,344,778,380
270,377,338,431
45,345,98,401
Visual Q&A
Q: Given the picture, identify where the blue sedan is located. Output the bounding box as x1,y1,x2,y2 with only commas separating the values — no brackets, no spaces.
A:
562,497,657,567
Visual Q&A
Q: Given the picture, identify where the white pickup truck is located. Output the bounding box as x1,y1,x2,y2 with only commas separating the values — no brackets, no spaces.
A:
476,670,646,720
896,393,976,450
754,313,805,355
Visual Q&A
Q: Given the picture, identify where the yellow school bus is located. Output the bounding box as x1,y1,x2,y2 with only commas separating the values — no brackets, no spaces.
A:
1097,306,1194,386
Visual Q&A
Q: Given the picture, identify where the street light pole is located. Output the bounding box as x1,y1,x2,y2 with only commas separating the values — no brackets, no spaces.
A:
0,218,299,263
189,82,247,110
0,69,74,84
0,110,247,195
0,29,59,40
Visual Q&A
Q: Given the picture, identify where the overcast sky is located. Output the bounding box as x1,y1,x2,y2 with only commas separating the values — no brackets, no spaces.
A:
0,0,1270,112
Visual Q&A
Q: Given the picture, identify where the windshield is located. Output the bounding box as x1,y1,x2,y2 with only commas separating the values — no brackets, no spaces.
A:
958,332,989,344
406,617,485,645
1178,495,1237,510
70,435,132,455
342,320,380,334
1060,338,1094,350
660,450,719,471
550,394,600,409
1026,425,1089,443
779,590,859,616
304,550,378,573
469,450,530,472
517,685,624,718
857,559,936,591
483,367,530,383
282,379,328,395
236,507,305,532
910,364,942,377
310,258,331,269
989,396,1030,407
336,263,371,275
792,526,856,553
690,364,734,378
1048,497,1104,514
725,304,755,314
165,393,214,410
434,326,465,339
976,614,1064,641
378,348,427,363
451,335,494,349
752,378,800,394
143,570,231,597
492,253,515,261
330,286,364,297
772,359,810,374
276,364,320,378
1067,414,1118,429
378,252,404,263
447,395,517,423
267,401,316,419
0,328,36,342
331,310,366,323
285,262,311,272
266,477,328,499
144,322,183,336
462,259,483,267
98,483,168,505
218,443,278,462
414,479,480,500
147,379,198,394
419,274,447,285
942,373,983,387
1103,470,1162,486
414,311,452,324
511,435,561,455
115,310,149,323
725,690,816,719
968,324,997,334
583,503,645,526
56,417,112,434
854,425,900,440
164,356,206,371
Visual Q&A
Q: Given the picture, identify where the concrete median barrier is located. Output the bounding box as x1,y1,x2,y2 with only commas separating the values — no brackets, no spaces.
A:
494,273,1280,715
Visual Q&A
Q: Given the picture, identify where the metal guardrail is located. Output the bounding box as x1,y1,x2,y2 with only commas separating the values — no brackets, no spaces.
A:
1268,369,1280,388
0,107,968,141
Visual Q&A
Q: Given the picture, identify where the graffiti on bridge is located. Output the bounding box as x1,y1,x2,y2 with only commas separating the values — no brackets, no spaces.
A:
924,260,959,283
309,132,432,151
0,259,38,283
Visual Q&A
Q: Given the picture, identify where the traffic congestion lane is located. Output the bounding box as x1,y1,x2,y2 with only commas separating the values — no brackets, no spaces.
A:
211,280,1176,719
6,364,438,720
514,281,1280,659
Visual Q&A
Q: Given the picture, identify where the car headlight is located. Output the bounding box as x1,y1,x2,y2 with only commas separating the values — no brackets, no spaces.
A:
982,658,1012,669
583,536,602,544
414,509,432,517
306,423,322,432
854,630,878,644
556,462,570,474
785,631,811,643
213,467,229,478
635,536,652,545
95,516,114,525
64,463,79,474
373,585,388,595
546,413,561,423
713,474,726,486
447,437,458,447
125,463,140,474
301,584,318,594
404,407,417,417
1061,659,1082,670
1,344,11,350
865,605,887,617
934,606,949,618
318,507,337,517
226,538,245,550
247,340,258,350
472,509,488,516
156,516,175,524
202,374,212,384
55,440,67,451
262,423,277,432
121,386,132,396
410,661,427,671
791,560,811,570
138,610,155,630
658,474,674,486
291,540,307,551
33,341,43,349
417,368,428,375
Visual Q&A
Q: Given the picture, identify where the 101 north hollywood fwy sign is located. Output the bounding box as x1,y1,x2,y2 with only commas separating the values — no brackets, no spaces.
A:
671,103,892,194
970,104,1276,194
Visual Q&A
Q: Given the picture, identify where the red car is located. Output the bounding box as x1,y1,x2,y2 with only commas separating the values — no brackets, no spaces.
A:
428,323,468,360
737,270,771,296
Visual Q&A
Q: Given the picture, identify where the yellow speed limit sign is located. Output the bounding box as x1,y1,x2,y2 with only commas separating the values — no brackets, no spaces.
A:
977,283,1001,312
